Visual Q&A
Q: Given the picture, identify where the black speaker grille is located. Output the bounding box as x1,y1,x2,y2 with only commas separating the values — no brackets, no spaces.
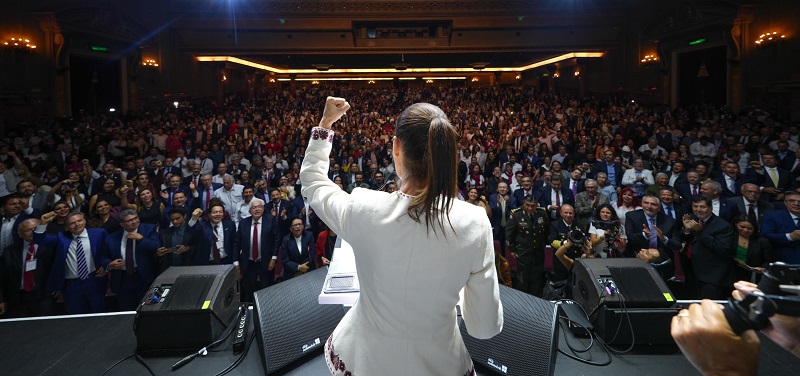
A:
162,274,215,310
253,268,345,375
459,285,558,376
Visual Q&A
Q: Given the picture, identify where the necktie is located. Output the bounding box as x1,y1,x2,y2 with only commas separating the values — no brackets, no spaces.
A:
572,181,577,196
500,197,507,227
692,186,698,196
169,190,174,206
728,178,735,193
747,204,758,228
666,206,672,219
555,191,561,206
648,217,658,248
212,224,221,264
75,237,90,280
251,221,260,261
769,168,779,187
795,217,800,229
193,176,198,187
23,243,35,291
206,187,212,209
125,236,135,276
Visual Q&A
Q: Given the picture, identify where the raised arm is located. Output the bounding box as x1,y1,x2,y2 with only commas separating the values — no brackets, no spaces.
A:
299,97,353,239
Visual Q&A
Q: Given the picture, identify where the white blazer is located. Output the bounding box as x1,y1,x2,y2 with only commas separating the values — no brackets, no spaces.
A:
301,127,503,375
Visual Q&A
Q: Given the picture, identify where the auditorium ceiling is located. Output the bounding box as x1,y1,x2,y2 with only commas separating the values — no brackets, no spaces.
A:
167,0,629,71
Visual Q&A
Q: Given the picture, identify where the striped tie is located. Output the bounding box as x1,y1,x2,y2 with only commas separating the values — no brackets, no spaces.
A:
75,237,90,280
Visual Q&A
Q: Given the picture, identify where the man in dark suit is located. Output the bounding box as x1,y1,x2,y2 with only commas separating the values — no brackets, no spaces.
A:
539,177,575,220
624,195,681,258
160,191,191,229
667,160,688,187
161,174,193,208
157,207,201,273
747,151,793,202
182,163,203,189
103,209,160,311
730,183,774,231
713,161,749,199
189,203,236,265
681,196,736,299
16,179,47,215
234,200,280,303
512,176,535,204
268,188,292,238
761,191,800,264
0,195,32,251
0,218,55,317
280,217,316,280
191,174,223,212
699,181,737,223
489,182,518,256
593,150,623,188
35,211,109,314
675,171,703,205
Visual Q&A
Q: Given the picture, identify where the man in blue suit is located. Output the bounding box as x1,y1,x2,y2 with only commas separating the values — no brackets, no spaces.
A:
160,174,193,208
593,150,623,188
280,217,316,280
35,211,108,314
761,191,800,264
189,203,236,265
103,209,160,311
234,200,280,303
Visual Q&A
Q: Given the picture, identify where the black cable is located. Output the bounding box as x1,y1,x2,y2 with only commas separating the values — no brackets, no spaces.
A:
135,354,157,376
557,316,593,353
553,300,613,366
213,308,257,376
171,306,244,371
100,354,136,376
596,292,637,354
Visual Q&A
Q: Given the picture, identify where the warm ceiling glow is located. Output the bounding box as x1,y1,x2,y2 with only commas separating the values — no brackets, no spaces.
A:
195,52,604,74
755,31,786,46
641,54,657,63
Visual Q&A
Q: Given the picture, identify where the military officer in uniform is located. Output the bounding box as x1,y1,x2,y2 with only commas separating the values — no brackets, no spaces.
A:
505,195,549,297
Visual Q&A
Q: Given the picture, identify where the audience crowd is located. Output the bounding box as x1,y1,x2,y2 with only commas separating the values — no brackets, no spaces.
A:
0,84,797,316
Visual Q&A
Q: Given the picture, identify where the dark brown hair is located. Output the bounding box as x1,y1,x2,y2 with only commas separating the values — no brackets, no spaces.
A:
395,103,458,235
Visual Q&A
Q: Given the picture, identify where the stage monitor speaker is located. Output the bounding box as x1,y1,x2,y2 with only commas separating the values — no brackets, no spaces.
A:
458,285,559,376
593,305,680,345
253,267,346,375
134,265,240,352
571,258,675,318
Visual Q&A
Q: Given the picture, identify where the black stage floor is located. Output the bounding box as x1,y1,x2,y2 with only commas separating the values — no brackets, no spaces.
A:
0,312,797,376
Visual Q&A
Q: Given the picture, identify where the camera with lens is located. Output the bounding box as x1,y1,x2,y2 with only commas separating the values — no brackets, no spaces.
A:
552,228,587,253
591,219,623,257
722,263,800,335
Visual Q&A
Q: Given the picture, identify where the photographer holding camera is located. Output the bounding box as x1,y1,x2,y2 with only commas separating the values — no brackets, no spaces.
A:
671,280,800,376
588,203,627,258
545,204,585,297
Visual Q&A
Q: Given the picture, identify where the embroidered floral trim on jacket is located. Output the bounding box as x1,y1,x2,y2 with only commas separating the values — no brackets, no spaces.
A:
311,127,335,143
326,335,353,376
